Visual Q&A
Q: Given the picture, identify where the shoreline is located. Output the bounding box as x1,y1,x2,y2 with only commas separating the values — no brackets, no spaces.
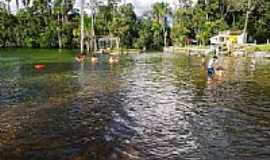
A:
164,45,270,58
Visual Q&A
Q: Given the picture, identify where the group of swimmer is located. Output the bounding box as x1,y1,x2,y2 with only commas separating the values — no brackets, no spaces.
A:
75,53,119,64
75,49,224,78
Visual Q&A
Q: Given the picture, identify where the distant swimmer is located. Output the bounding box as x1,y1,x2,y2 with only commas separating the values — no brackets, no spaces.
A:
75,53,86,63
109,56,119,64
91,55,98,64
35,64,45,70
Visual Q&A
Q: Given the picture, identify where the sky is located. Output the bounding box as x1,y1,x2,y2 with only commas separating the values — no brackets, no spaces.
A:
73,0,180,15
7,0,196,15
122,0,179,15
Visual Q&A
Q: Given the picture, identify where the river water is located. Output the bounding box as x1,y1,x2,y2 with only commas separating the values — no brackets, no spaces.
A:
0,49,270,160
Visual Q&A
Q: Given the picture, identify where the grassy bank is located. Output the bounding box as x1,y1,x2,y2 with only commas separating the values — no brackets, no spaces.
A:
172,45,209,50
246,44,270,52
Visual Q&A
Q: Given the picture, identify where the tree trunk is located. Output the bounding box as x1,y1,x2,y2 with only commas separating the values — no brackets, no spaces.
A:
61,11,64,48
91,8,97,51
164,30,167,47
16,0,19,11
92,36,97,52
233,13,236,26
243,12,249,43
163,8,167,48
116,37,120,49
57,12,63,48
80,0,85,54
64,0,68,21
86,38,90,53
243,0,252,43
16,32,20,47
7,1,11,14
205,0,209,20
110,34,113,49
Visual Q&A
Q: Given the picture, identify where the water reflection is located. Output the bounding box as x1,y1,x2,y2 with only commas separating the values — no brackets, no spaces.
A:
0,50,270,160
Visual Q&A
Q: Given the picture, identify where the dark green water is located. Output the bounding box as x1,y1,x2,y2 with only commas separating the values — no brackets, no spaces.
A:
0,49,270,160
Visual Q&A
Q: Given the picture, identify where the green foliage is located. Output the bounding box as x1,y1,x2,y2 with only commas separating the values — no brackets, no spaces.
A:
151,21,164,49
134,19,153,49
171,0,270,45
0,0,270,49
110,3,137,48
246,44,270,53
255,45,270,52
171,9,192,46
0,0,79,48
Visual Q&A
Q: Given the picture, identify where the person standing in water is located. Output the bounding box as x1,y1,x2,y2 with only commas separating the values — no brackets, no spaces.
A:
207,50,225,78
208,55,218,77
208,47,219,78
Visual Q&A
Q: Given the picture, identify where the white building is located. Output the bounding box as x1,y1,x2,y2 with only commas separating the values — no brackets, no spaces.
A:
210,30,243,45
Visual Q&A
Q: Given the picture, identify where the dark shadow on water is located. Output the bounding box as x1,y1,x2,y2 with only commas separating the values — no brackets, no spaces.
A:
0,86,138,160
0,52,138,160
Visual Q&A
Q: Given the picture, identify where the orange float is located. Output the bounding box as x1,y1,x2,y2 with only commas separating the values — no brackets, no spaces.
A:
35,64,45,69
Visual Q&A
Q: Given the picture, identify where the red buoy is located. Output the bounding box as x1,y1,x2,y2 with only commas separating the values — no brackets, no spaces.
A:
35,64,45,69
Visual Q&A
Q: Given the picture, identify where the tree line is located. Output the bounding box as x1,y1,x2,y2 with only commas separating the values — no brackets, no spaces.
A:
0,0,269,51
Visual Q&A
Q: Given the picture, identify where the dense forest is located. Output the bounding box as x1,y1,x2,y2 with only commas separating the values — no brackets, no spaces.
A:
0,0,269,50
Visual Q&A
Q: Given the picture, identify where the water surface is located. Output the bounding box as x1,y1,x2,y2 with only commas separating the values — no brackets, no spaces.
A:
0,49,270,160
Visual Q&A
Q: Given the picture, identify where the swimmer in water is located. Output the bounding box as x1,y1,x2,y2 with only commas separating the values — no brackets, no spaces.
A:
91,54,98,64
75,53,86,63
109,56,119,64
